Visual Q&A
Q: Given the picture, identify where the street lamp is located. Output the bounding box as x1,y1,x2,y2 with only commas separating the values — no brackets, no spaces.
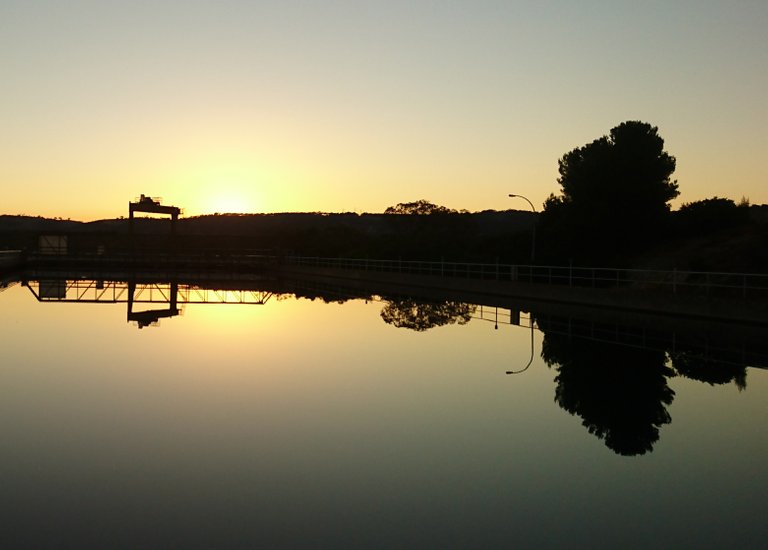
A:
509,193,536,264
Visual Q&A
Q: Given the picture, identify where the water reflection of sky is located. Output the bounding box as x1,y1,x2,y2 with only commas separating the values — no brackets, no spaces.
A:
0,284,766,548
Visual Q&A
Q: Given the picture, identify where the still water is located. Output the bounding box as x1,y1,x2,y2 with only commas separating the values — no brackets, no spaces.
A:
0,279,766,548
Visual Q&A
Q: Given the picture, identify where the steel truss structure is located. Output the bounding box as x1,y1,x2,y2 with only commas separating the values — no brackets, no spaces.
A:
25,279,274,328
25,280,273,305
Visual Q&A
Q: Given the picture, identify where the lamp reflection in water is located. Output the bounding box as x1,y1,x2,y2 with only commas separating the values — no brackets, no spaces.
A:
506,316,535,375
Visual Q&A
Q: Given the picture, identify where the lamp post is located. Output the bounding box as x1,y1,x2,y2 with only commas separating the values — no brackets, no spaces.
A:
509,193,536,264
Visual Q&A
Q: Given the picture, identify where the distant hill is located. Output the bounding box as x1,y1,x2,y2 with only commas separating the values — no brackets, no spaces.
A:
0,210,539,262
3,207,764,270
0,215,85,233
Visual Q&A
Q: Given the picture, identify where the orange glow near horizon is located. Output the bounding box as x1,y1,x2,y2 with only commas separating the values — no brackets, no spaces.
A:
171,167,267,217
200,191,256,216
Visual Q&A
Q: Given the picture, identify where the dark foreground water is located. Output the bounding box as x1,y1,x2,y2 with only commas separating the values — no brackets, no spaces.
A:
0,279,766,548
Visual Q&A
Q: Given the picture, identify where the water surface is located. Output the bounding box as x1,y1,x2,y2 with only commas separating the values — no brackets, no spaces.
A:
0,280,765,548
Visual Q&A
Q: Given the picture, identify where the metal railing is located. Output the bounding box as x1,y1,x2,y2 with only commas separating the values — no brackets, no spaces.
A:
284,256,768,300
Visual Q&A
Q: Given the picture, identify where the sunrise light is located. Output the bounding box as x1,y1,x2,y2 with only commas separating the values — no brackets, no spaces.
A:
207,194,253,215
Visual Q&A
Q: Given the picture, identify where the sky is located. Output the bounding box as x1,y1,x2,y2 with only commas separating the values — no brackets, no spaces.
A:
1,0,766,220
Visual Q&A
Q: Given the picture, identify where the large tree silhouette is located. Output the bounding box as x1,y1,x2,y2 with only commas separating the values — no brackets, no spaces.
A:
540,121,678,262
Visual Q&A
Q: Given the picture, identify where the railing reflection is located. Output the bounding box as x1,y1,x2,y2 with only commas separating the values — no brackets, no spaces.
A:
285,255,768,300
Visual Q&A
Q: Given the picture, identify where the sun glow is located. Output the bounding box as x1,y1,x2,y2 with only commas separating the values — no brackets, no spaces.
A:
190,181,260,215
208,194,252,215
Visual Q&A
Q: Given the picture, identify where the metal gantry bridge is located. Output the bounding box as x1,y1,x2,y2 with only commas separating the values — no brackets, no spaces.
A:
128,195,181,233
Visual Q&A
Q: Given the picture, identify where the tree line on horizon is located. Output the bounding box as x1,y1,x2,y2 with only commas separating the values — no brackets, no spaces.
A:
1,120,765,268
183,119,762,267
187,119,764,268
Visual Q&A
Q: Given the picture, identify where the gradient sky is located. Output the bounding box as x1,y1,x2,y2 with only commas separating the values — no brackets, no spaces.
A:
1,0,766,220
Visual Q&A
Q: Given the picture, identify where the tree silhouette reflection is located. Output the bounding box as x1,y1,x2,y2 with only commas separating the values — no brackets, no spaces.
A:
380,299,475,331
539,320,675,456
671,350,747,390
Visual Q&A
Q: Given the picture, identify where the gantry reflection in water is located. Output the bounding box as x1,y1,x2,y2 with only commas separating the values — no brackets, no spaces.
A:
24,279,274,328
